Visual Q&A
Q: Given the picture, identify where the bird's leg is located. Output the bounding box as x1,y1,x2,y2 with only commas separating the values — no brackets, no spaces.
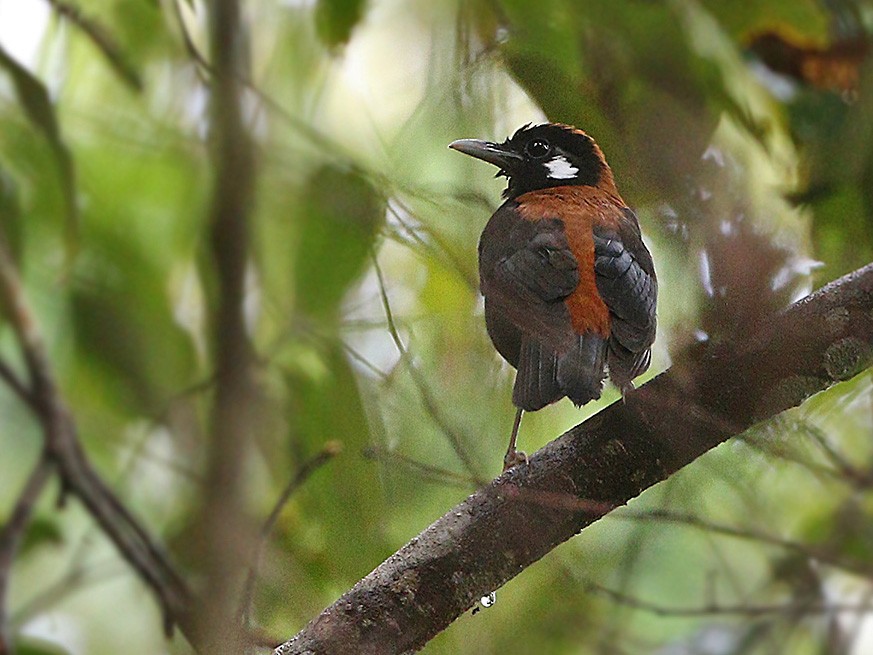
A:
502,407,528,472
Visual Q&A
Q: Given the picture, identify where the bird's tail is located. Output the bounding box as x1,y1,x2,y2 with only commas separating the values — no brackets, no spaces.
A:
513,334,606,411
557,334,607,407
607,339,651,394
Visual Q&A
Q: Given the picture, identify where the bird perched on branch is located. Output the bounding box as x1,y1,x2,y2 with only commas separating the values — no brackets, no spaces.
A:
449,123,657,470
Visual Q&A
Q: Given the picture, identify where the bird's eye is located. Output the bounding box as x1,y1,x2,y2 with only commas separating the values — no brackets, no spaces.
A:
525,139,551,159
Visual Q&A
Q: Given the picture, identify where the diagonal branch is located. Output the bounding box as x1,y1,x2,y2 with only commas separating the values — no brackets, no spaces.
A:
0,234,195,643
275,262,873,655
240,443,342,628
44,0,141,90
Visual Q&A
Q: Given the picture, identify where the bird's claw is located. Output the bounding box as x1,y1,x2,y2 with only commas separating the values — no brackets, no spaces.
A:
503,449,528,472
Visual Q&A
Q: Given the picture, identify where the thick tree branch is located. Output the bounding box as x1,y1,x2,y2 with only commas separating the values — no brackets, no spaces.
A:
276,263,873,655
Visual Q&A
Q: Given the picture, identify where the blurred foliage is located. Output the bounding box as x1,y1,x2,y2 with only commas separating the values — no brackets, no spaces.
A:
0,41,77,248
0,1,872,654
315,0,369,49
292,165,384,321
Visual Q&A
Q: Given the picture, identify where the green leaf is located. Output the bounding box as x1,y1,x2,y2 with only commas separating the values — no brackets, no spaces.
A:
52,1,142,90
284,342,387,582
0,164,23,261
315,0,368,49
107,0,168,66
294,166,383,320
0,45,78,250
14,637,72,655
69,234,198,416
699,0,829,44
498,0,723,202
20,517,64,554
789,67,873,283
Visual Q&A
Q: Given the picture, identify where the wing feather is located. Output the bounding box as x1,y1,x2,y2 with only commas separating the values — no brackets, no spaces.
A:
479,202,580,355
593,208,657,386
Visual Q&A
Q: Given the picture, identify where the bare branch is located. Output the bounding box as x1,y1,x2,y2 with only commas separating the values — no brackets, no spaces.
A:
44,0,141,90
584,581,873,618
0,455,52,653
275,262,873,655
0,233,194,643
611,509,873,576
0,358,36,412
194,0,258,651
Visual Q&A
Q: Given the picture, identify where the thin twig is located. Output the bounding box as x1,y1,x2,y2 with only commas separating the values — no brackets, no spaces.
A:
596,481,681,655
0,455,53,652
388,198,478,291
341,342,390,380
800,421,873,488
171,0,353,162
611,509,873,576
0,358,36,411
362,446,479,489
240,443,342,626
585,580,873,618
371,252,485,484
44,0,141,89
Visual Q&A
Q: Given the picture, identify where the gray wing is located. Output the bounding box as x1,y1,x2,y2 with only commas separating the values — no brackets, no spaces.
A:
593,208,657,387
479,202,581,356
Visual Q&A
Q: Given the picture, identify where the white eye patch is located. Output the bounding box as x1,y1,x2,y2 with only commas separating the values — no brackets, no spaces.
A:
544,156,579,180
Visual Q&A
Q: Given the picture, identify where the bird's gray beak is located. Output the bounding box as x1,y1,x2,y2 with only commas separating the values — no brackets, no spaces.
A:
448,139,523,171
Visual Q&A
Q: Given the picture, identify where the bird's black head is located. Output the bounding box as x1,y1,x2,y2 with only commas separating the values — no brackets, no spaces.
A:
449,123,607,199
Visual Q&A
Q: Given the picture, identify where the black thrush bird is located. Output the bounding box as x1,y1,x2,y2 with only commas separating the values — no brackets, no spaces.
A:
450,123,657,470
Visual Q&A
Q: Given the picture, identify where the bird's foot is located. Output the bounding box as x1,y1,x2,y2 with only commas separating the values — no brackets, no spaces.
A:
502,449,528,472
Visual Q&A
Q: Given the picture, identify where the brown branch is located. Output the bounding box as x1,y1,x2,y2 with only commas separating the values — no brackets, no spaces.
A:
0,455,52,653
194,0,257,651
0,358,36,411
0,235,195,643
275,262,873,654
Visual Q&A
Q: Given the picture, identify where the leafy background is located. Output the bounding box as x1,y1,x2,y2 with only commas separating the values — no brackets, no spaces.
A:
1,0,873,653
